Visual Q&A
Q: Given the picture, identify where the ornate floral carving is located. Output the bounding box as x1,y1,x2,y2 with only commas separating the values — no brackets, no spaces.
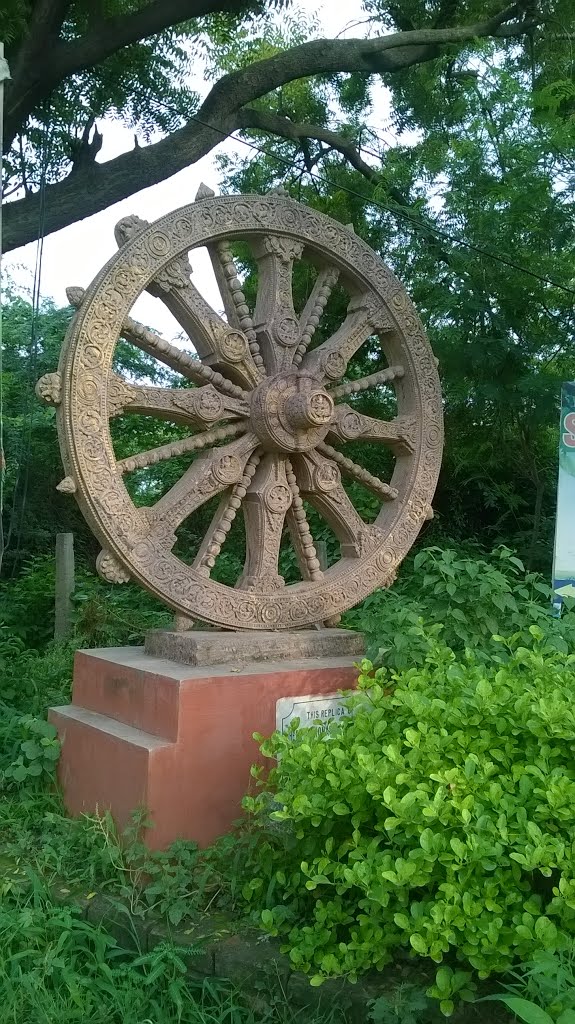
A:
108,374,137,416
36,372,62,405
97,549,130,583
259,236,304,263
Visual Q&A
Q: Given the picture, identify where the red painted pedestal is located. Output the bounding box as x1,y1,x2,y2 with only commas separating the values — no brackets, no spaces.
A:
50,647,359,850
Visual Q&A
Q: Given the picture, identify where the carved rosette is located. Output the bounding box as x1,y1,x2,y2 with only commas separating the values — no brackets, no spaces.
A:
36,372,62,406
97,549,130,584
47,190,443,629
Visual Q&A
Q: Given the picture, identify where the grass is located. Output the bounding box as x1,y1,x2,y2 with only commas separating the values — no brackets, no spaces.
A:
0,645,348,1024
0,880,346,1024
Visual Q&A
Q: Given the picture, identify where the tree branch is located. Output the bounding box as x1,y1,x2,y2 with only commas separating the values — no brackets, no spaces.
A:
3,112,239,251
237,107,383,184
48,0,250,76
4,0,250,150
4,9,540,251
202,12,538,117
237,108,459,267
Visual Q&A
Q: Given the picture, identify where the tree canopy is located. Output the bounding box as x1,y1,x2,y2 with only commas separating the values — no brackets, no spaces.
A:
2,0,574,581
3,0,570,250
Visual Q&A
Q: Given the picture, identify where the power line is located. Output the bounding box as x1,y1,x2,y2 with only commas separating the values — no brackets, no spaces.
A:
189,112,575,299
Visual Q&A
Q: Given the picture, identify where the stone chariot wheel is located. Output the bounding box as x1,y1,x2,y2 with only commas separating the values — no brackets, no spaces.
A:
37,188,443,631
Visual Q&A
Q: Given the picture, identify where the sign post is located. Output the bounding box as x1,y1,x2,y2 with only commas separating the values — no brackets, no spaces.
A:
552,382,575,611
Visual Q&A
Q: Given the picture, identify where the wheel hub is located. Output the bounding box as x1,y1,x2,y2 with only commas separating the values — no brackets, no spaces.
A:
250,371,335,453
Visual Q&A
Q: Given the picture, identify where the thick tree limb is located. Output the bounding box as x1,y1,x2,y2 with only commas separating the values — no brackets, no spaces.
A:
201,13,537,117
4,0,250,149
3,113,238,251
4,10,538,252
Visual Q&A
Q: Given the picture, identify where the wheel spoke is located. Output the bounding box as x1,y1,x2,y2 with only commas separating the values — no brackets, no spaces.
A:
328,365,405,399
293,451,385,559
318,442,398,501
66,287,249,399
114,216,263,390
117,421,246,474
329,405,417,456
292,266,340,367
144,432,260,549
251,234,304,374
237,453,293,592
192,452,262,576
302,292,393,382
207,239,265,374
108,375,249,427
285,460,323,582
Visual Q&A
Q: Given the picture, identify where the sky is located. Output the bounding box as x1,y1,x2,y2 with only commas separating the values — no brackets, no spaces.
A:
4,0,395,342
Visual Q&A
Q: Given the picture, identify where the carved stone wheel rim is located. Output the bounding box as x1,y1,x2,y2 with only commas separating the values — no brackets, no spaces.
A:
55,192,443,630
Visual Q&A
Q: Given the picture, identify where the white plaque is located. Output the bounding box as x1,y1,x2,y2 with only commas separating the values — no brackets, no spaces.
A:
276,692,351,735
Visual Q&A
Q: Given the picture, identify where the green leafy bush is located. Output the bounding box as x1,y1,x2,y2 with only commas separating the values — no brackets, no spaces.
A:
243,638,575,1013
0,714,60,789
345,547,575,670
0,553,171,652
369,982,434,1022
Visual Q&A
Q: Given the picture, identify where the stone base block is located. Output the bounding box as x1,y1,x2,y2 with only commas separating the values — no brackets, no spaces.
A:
50,644,360,850
144,627,364,667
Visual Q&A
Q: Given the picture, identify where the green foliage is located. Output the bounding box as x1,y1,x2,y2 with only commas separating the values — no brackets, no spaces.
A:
0,552,171,651
483,946,575,1023
369,982,434,1022
240,631,575,1012
222,52,575,572
426,966,476,1018
346,546,575,670
0,714,60,790
0,876,344,1024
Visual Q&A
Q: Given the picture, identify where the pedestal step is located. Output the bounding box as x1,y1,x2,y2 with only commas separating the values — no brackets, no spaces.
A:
50,644,361,849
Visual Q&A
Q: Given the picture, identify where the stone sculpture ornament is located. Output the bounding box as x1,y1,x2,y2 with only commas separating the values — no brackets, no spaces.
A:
36,187,443,630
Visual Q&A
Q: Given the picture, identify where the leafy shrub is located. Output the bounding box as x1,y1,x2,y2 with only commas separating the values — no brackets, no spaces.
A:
369,982,435,1022
0,714,60,789
0,553,170,652
0,556,59,648
0,625,69,794
345,546,575,670
242,638,575,1014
